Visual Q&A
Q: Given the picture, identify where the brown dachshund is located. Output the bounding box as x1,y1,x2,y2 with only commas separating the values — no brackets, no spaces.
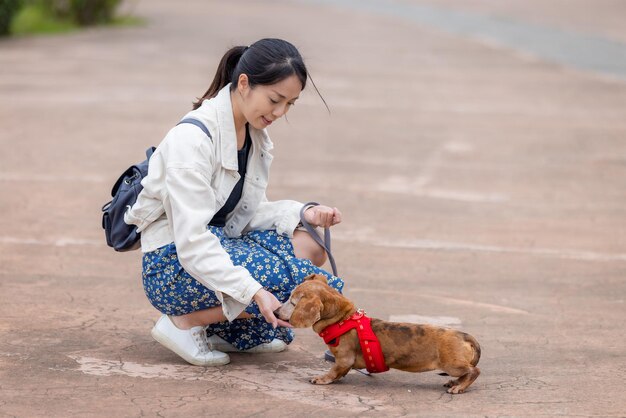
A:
275,274,481,394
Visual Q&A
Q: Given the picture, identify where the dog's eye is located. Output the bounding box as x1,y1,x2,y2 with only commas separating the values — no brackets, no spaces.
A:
290,300,297,307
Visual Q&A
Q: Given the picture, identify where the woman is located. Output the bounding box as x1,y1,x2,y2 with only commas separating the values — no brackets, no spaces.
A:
125,38,344,366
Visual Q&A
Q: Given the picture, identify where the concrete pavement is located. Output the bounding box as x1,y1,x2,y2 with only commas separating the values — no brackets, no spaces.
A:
1,0,625,416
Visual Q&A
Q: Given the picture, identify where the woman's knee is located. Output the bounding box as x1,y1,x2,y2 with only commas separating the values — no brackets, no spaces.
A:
292,230,327,267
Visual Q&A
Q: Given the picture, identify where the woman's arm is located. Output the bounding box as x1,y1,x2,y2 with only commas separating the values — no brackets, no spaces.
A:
244,197,342,237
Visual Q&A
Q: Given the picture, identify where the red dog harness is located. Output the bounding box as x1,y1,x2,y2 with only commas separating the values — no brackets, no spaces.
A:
319,309,389,373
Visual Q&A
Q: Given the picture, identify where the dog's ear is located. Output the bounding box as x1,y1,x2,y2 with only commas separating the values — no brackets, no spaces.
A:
303,274,328,285
289,295,323,328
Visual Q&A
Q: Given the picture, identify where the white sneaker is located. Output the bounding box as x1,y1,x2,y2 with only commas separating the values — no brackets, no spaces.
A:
208,335,287,353
151,315,230,366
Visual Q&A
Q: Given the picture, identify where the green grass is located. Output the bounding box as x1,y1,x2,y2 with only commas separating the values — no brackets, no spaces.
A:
10,4,75,35
9,3,144,36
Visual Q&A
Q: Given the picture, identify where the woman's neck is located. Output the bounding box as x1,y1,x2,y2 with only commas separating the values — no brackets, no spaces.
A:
231,91,247,149
231,91,247,132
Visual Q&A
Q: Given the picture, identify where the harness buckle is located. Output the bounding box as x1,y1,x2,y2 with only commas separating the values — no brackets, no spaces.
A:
354,308,365,319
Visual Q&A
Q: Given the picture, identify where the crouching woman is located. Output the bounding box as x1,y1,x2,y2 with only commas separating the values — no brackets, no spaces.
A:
124,38,344,366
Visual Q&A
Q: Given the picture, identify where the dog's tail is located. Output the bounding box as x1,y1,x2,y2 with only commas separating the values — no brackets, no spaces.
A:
463,333,481,366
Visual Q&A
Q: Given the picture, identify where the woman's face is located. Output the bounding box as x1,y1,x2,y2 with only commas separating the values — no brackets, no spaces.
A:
237,74,302,130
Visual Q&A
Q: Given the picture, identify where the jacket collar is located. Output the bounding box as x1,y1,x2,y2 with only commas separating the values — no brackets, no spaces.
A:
214,84,274,171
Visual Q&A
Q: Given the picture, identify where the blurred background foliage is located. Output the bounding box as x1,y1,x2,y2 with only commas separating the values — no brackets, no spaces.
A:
0,0,139,36
0,0,21,35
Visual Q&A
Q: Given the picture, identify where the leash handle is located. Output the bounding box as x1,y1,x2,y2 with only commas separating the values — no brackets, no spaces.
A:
299,202,338,277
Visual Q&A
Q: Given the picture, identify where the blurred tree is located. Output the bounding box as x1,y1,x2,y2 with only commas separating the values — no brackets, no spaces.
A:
45,0,122,25
0,0,22,35
73,0,121,25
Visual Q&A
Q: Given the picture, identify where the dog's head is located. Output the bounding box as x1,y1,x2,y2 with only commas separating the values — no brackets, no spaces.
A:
275,274,354,331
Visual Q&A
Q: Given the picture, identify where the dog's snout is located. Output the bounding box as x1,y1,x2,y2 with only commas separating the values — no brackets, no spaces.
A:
274,302,293,321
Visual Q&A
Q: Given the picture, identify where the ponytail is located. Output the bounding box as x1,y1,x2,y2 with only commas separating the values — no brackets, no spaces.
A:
192,46,247,110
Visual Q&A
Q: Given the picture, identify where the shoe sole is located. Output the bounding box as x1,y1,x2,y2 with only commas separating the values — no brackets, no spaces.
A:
151,327,230,366
246,342,287,353
211,342,287,354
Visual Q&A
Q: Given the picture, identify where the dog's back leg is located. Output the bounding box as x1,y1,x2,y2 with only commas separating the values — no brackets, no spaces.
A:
441,365,480,394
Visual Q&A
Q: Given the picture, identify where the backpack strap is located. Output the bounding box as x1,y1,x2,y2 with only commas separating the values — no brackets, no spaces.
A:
177,118,212,139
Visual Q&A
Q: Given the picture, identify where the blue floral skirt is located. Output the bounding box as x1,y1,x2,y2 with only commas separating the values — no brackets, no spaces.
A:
142,226,344,350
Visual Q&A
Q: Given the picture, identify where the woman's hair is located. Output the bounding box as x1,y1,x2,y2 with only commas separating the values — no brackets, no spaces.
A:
193,38,326,111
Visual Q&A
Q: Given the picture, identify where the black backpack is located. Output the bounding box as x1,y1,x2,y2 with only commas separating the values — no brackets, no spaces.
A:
101,118,211,251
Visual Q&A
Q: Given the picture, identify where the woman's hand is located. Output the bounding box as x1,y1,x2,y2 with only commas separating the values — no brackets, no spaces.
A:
253,288,292,329
303,205,342,228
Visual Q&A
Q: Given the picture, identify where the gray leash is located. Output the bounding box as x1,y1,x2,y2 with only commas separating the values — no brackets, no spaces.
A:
299,202,338,276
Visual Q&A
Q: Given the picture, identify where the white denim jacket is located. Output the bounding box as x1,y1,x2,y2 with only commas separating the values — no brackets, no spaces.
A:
124,84,304,321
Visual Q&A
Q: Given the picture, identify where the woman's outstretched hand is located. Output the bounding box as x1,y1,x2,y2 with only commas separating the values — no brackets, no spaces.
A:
303,205,342,228
253,288,292,329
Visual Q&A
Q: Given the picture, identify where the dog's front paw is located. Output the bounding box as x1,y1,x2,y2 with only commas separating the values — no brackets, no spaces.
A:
309,375,334,385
